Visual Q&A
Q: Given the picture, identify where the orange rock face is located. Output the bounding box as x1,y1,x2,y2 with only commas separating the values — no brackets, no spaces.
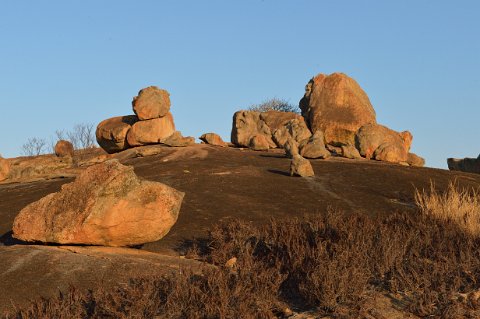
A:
96,115,139,153
54,140,74,157
0,155,10,182
132,86,171,120
300,73,377,146
200,133,227,147
355,124,411,163
12,160,184,246
126,112,176,147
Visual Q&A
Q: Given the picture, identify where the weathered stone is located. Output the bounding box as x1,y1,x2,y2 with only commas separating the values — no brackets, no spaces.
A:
12,160,184,246
200,133,227,147
96,115,139,154
300,72,376,145
272,118,312,148
249,134,270,151
0,155,10,182
126,113,176,147
355,124,410,163
290,155,314,177
54,140,74,157
132,86,171,120
341,144,362,159
284,138,299,159
163,131,195,147
259,111,301,130
447,157,480,174
231,111,275,148
407,153,425,167
299,131,330,159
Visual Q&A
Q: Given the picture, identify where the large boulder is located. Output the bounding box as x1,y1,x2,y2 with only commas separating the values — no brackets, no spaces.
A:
126,112,176,147
54,140,74,157
96,115,139,153
355,124,412,163
290,155,314,177
0,155,10,182
231,111,275,148
447,157,480,174
299,73,377,146
200,133,227,147
132,86,171,120
12,160,184,246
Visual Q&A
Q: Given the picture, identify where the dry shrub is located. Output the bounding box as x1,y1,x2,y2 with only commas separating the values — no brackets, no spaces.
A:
415,182,480,236
202,213,372,313
5,266,283,319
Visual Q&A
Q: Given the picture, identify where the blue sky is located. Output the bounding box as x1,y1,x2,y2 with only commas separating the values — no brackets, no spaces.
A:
0,1,478,168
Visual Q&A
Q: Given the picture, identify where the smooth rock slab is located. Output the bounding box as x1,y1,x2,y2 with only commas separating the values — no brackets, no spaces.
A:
12,159,184,246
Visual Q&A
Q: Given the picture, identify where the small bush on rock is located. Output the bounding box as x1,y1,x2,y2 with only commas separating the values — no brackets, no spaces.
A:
248,98,299,113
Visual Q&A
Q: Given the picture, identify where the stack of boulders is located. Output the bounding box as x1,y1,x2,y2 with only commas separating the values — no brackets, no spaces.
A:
447,155,480,174
230,72,425,167
12,160,184,246
96,86,194,154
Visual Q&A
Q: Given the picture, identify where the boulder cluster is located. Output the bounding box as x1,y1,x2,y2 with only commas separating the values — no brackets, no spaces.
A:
230,72,425,168
96,86,194,154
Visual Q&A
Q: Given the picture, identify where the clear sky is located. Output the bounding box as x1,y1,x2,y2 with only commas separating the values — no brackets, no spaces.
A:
1,1,479,168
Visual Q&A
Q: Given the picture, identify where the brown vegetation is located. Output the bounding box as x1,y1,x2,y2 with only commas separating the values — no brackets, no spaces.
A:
415,181,480,236
4,183,480,318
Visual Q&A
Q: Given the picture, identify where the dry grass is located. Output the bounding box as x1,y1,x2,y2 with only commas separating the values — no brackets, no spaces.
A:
415,181,480,236
5,183,480,318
